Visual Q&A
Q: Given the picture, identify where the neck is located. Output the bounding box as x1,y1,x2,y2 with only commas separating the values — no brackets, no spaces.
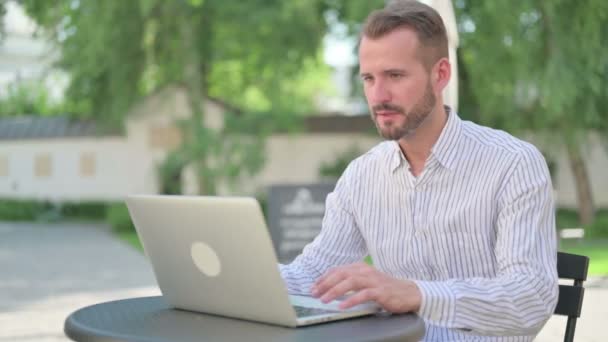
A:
398,105,448,175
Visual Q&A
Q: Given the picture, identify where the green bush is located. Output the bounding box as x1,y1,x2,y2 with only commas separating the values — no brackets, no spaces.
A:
106,203,136,233
556,208,608,238
585,216,608,238
0,199,116,222
60,201,109,220
256,193,268,219
556,208,580,229
0,199,53,221
318,146,362,181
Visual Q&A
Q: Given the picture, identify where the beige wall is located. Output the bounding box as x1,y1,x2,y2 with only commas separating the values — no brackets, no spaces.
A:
0,138,148,201
241,133,381,194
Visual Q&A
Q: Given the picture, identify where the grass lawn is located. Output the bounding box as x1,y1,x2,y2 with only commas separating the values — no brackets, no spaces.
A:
117,230,143,251
557,208,608,276
560,239,608,276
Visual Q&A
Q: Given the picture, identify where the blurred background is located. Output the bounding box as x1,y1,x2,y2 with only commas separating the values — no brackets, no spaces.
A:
0,0,606,341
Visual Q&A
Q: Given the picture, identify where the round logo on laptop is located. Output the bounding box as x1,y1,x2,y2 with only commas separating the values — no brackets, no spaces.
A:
190,241,221,277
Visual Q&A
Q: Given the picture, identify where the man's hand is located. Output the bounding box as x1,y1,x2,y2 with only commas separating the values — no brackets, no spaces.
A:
311,262,421,313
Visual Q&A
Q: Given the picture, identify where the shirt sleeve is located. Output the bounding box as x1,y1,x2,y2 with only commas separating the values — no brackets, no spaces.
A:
280,162,368,295
414,147,559,336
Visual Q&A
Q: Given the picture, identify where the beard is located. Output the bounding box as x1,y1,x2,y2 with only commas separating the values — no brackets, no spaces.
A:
371,82,436,140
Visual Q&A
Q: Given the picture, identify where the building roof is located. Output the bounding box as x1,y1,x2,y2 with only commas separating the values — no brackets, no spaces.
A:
0,112,375,141
0,116,118,140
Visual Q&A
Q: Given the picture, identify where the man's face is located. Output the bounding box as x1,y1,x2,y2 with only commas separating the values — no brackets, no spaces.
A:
359,28,437,140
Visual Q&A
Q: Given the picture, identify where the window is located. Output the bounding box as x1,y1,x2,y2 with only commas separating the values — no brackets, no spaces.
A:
34,153,52,178
80,152,96,177
0,155,7,177
148,124,182,149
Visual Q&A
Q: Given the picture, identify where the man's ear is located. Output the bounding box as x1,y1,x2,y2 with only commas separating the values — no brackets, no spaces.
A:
433,57,451,93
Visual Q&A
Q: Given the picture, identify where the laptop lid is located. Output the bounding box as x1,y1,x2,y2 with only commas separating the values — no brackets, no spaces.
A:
126,195,301,327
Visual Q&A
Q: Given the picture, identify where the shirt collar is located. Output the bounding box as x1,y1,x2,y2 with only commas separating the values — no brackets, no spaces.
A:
430,106,463,171
389,106,463,173
390,141,406,172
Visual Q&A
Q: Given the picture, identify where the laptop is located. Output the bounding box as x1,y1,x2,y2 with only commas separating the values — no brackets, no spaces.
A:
125,194,380,327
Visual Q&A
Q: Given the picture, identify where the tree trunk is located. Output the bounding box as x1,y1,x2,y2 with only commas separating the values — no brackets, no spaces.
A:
565,141,595,225
178,4,214,195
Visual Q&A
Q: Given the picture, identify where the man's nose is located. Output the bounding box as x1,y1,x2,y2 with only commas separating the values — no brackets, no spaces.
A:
368,81,392,104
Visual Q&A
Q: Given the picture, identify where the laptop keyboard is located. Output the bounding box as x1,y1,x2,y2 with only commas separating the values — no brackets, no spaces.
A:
293,305,341,318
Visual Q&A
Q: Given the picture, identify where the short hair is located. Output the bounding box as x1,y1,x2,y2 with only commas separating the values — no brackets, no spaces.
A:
362,0,449,70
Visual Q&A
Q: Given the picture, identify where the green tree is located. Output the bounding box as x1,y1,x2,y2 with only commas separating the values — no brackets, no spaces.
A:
0,2,6,40
325,1,385,98
0,83,65,116
18,0,335,194
455,0,608,225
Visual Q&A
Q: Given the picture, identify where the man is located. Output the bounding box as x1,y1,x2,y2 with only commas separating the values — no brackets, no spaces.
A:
280,0,558,340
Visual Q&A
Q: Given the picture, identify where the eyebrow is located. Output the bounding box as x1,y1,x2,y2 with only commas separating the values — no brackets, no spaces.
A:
359,69,407,78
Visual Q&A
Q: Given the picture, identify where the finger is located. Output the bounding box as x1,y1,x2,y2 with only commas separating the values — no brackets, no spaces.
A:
339,288,379,310
312,263,373,297
313,268,337,289
320,276,369,304
312,268,348,297
315,263,371,286
315,263,359,285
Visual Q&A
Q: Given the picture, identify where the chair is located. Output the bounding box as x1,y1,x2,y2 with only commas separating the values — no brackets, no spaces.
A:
555,251,589,342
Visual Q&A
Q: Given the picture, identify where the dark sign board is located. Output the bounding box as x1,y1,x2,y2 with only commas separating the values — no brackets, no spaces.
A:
267,183,336,263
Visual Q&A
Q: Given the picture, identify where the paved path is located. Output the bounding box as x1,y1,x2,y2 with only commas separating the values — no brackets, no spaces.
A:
0,221,606,341
0,222,159,342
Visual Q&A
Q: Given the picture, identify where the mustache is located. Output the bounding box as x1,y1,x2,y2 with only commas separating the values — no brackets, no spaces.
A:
372,103,405,114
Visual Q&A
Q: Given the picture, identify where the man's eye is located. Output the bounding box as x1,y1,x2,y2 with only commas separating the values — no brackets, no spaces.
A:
361,76,373,83
390,73,403,79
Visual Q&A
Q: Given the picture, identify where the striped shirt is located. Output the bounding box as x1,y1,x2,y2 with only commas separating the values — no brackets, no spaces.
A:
280,109,558,341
